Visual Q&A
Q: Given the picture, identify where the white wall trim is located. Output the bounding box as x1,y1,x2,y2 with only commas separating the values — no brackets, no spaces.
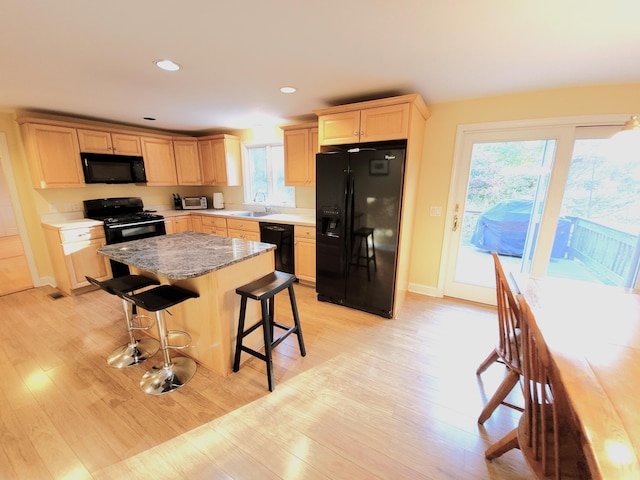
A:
408,282,441,298
0,133,45,287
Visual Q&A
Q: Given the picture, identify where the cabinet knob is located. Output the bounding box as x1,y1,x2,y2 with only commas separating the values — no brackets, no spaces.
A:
354,132,358,136
360,131,364,135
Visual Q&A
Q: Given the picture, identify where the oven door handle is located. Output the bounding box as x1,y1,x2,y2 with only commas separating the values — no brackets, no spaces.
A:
105,219,164,229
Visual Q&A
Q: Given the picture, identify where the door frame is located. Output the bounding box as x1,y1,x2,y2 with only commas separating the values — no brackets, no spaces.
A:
438,114,631,303
0,133,38,286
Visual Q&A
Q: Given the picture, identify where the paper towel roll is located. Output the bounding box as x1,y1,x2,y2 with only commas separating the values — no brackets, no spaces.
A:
213,192,224,209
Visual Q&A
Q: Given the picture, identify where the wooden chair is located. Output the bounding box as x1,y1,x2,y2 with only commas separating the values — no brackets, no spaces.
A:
477,252,523,424
485,295,589,479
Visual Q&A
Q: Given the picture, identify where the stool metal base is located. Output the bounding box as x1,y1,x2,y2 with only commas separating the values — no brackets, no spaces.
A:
107,337,160,368
140,357,197,395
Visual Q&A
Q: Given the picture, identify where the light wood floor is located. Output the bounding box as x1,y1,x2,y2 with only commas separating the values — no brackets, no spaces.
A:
0,283,533,479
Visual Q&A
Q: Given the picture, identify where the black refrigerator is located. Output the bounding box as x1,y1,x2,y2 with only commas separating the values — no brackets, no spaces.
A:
316,144,406,318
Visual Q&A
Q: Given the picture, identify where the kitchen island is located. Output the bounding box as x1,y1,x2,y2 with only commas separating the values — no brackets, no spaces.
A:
98,231,276,375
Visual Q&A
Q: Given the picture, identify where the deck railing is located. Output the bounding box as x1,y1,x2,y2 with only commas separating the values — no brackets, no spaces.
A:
566,217,639,286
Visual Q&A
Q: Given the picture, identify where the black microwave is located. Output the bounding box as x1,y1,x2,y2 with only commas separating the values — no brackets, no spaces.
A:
81,152,147,184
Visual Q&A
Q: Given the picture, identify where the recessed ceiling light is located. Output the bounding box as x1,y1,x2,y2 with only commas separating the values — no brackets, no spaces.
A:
154,59,181,72
280,86,297,94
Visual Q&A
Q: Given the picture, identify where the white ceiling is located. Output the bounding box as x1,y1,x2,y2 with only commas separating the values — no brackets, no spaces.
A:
2,0,640,133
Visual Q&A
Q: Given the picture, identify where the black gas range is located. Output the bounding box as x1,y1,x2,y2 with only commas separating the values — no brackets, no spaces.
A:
84,197,166,277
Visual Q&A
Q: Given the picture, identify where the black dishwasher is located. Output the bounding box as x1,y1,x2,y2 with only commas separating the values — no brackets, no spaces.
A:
259,222,295,275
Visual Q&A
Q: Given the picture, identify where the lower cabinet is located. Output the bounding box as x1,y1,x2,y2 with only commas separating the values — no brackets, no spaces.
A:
294,225,316,283
42,224,111,296
165,215,193,234
227,218,260,241
200,216,228,236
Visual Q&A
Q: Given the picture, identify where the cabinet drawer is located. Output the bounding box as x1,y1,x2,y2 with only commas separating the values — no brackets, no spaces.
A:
202,216,227,228
59,226,105,243
202,226,228,237
294,225,315,239
228,229,260,241
226,218,260,233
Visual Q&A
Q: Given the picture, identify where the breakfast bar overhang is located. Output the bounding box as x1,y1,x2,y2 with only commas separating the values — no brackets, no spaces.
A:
98,231,276,376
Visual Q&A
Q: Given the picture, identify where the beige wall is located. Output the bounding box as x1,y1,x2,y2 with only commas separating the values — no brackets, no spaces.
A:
2,82,640,290
410,83,640,293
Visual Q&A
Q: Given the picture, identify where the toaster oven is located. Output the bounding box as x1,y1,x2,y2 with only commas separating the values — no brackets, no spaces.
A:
181,196,208,210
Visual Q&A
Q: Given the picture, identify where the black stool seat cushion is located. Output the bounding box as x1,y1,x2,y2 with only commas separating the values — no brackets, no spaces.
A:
124,285,199,312
86,274,160,296
236,271,296,300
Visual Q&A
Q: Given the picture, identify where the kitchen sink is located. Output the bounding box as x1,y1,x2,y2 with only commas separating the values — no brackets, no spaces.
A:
227,211,271,218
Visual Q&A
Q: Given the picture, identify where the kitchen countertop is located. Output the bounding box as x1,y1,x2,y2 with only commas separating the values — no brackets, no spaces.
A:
97,231,275,280
164,209,315,226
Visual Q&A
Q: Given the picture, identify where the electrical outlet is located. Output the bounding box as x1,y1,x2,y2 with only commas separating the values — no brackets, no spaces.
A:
430,206,442,217
49,203,58,213
64,203,72,212
72,203,81,211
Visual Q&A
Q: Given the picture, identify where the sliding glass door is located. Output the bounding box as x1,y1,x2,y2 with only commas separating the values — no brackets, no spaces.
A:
443,122,640,304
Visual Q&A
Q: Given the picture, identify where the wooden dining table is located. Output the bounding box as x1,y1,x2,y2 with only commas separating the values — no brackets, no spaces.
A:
513,275,640,479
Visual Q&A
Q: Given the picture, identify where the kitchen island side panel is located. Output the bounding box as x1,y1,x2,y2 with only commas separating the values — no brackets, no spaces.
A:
132,250,274,376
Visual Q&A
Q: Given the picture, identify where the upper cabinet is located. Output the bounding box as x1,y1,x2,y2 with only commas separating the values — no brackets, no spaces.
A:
282,123,318,187
314,95,426,146
198,134,242,186
173,138,202,185
77,129,142,156
140,136,178,186
19,122,85,189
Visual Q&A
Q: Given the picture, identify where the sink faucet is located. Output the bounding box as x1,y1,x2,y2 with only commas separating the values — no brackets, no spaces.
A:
253,192,272,213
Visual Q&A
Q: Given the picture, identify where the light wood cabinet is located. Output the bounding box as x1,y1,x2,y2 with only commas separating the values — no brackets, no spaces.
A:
227,217,260,241
315,99,412,145
77,129,142,156
20,123,85,189
198,134,242,186
173,139,202,185
165,215,193,234
141,136,177,185
200,216,228,236
294,225,316,283
42,224,111,296
283,123,318,187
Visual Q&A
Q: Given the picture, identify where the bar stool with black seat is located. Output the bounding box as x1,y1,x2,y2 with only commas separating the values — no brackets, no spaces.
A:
85,274,160,368
350,227,377,281
122,285,199,395
233,271,306,391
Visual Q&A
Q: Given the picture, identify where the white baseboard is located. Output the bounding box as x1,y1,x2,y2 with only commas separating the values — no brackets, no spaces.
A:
408,282,441,297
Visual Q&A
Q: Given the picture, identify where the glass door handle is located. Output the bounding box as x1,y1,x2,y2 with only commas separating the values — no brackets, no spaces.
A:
452,214,459,232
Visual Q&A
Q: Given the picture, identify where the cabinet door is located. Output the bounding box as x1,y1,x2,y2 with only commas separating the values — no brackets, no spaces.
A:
112,133,142,155
317,111,360,145
284,128,312,186
359,103,410,142
65,238,111,288
308,127,318,186
77,129,113,153
211,139,230,186
198,139,216,185
22,124,84,188
141,137,177,185
191,215,204,233
295,237,316,283
174,139,202,185
173,216,193,232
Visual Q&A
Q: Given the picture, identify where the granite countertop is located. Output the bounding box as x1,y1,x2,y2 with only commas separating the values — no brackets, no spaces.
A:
97,231,276,280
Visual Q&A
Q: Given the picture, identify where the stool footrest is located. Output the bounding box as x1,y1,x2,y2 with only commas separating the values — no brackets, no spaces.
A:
130,314,155,331
166,329,191,349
